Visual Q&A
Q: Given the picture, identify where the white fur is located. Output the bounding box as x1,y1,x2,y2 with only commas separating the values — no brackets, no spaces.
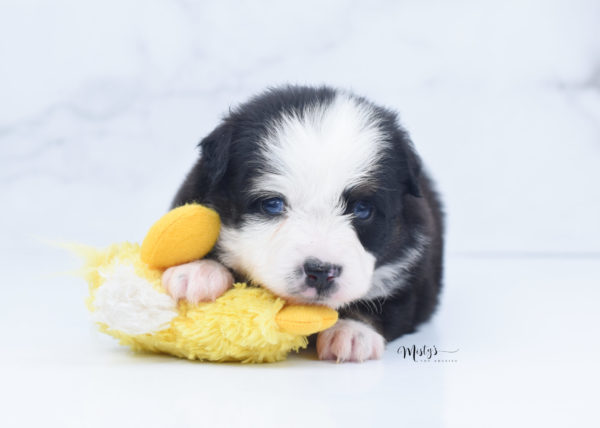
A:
162,259,233,303
366,232,429,300
317,319,385,362
218,94,387,308
254,94,387,201
93,264,177,335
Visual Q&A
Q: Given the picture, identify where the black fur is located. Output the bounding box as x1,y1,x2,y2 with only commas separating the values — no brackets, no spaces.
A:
172,85,444,342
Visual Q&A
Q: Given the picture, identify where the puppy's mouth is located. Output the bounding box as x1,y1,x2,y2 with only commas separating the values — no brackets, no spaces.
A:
283,284,337,306
276,258,344,306
274,272,347,308
230,264,348,308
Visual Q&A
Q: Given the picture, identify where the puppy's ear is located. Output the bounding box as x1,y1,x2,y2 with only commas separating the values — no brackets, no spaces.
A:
196,122,233,191
171,122,233,207
394,130,421,198
403,141,422,197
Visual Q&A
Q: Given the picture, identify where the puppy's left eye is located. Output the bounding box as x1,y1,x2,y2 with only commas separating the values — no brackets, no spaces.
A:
352,200,374,220
260,197,285,216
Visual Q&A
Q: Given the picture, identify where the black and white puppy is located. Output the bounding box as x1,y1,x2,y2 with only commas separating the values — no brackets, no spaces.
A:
163,85,444,362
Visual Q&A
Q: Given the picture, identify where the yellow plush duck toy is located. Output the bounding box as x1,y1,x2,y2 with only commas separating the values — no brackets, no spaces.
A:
80,204,338,363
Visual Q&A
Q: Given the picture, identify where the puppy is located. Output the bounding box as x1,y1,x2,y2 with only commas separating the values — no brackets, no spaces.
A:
164,85,444,362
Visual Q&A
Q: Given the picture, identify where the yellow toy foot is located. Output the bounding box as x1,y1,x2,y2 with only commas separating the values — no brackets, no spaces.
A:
141,204,220,269
275,305,338,335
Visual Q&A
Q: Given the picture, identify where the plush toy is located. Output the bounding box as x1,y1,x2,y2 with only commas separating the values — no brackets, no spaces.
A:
79,204,338,363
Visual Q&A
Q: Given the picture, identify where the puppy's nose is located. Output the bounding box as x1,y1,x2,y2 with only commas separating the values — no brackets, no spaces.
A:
303,258,342,292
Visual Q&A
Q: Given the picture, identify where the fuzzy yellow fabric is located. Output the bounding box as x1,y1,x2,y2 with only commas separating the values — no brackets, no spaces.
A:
80,242,337,363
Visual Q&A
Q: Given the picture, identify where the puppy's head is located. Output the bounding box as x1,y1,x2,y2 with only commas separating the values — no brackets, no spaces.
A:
176,86,421,308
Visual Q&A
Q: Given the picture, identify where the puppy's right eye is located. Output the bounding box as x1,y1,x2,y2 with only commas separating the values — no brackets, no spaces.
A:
352,200,374,220
260,197,285,216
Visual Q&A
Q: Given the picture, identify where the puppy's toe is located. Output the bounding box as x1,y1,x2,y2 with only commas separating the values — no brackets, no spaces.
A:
161,260,233,304
317,319,385,363
186,259,234,303
162,265,189,300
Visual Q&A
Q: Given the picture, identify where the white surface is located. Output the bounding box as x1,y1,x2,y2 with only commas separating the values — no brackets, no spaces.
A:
1,1,599,427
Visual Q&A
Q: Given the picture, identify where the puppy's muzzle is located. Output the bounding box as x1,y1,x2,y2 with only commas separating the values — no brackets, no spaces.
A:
303,258,342,295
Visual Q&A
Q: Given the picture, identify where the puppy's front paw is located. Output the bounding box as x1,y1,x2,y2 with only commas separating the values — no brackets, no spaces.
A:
161,260,233,304
317,319,385,363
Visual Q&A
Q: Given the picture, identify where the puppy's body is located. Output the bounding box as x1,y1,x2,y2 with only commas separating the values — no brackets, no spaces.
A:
169,86,444,361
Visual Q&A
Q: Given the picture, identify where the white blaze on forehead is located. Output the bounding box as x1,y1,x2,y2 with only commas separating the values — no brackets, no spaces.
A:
255,94,387,210
217,94,388,307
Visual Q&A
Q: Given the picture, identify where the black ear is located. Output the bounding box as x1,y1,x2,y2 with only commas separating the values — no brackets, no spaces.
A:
171,122,233,207
403,140,422,197
196,122,233,191
394,129,422,198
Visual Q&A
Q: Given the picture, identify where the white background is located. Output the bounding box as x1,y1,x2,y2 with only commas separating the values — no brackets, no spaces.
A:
1,1,599,427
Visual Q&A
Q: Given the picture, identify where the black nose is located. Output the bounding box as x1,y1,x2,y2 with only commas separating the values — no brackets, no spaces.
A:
303,258,342,293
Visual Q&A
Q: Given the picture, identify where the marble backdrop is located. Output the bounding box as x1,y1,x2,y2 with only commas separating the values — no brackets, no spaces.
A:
2,0,599,259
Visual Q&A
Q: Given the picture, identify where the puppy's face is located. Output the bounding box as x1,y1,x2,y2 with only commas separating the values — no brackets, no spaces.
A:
185,89,420,308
